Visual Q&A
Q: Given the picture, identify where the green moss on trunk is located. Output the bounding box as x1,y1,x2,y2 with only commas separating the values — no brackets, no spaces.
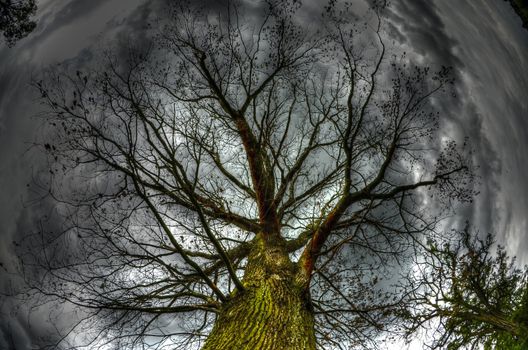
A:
202,235,316,350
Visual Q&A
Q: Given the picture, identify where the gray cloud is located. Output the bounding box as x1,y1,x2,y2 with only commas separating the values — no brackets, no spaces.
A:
382,1,498,239
1,0,528,348
385,0,463,70
0,1,160,348
35,0,108,38
0,319,30,350
434,0,528,263
384,0,528,268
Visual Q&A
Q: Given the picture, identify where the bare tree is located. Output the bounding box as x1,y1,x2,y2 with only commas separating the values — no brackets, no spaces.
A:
0,0,36,47
23,1,473,349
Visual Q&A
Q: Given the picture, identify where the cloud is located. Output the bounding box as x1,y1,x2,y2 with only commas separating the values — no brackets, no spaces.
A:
0,319,30,350
1,0,528,347
0,0,163,348
383,0,528,266
35,0,108,37
433,0,528,262
385,0,463,70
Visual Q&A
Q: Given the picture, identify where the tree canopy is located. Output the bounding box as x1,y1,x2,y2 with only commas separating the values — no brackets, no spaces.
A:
505,0,528,29
17,1,485,349
403,227,528,349
0,0,36,47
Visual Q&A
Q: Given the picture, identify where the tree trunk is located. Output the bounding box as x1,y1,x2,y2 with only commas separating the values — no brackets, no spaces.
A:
202,235,316,350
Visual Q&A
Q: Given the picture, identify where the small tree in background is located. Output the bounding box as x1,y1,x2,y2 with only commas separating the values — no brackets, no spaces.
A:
0,0,36,47
23,1,474,349
403,226,528,349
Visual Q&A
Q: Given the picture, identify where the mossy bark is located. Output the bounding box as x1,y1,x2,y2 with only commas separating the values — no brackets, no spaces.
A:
202,235,316,350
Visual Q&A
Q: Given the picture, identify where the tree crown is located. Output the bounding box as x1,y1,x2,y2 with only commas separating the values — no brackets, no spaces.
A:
23,1,474,348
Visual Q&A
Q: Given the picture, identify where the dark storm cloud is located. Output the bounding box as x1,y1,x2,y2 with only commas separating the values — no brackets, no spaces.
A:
408,0,528,261
385,0,463,70
0,0,164,241
1,0,528,348
383,0,495,231
0,1,164,348
111,1,163,62
0,62,41,270
0,318,30,350
0,0,157,269
35,0,108,38
0,192,76,349
384,0,528,265
434,0,528,263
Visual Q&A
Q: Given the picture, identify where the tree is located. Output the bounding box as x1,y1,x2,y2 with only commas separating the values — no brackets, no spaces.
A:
402,227,528,349
0,0,36,47
24,1,473,349
505,0,528,29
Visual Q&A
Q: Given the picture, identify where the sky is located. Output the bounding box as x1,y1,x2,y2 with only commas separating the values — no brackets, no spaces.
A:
0,0,527,349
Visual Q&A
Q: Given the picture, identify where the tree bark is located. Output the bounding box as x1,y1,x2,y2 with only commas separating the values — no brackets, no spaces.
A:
202,235,316,350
